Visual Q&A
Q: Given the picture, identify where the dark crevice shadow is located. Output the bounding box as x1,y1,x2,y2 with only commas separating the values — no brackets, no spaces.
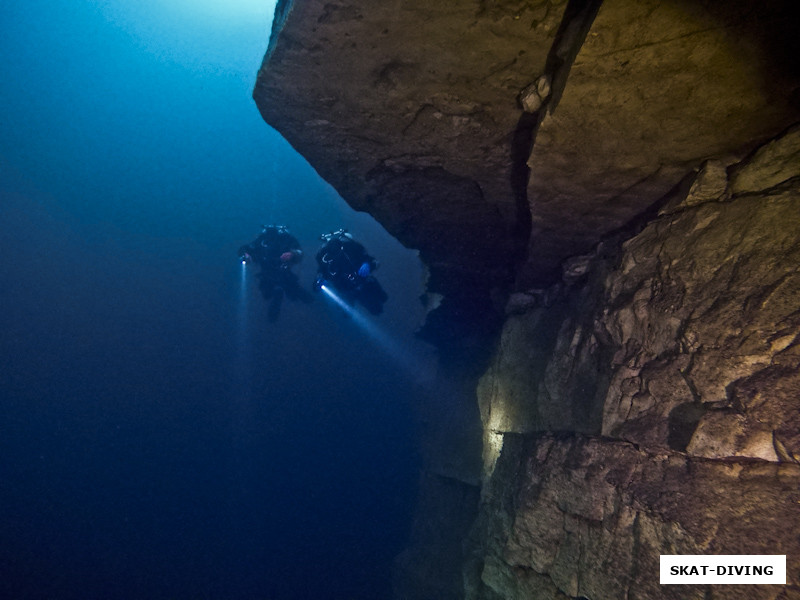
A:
510,111,536,258
509,0,604,276
545,0,605,114
668,402,708,451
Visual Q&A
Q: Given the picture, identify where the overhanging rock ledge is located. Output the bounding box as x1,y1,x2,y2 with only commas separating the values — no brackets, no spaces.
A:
254,0,799,357
253,1,800,598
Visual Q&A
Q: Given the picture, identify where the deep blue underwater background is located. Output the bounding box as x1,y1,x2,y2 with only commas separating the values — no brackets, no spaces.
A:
1,1,431,598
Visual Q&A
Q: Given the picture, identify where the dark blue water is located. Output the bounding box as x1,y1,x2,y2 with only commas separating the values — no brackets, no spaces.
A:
1,2,430,598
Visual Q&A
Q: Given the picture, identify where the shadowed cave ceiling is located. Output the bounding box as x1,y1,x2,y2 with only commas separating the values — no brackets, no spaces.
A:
253,0,800,355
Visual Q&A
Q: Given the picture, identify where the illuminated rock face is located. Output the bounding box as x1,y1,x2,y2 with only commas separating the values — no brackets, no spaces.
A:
471,434,800,600
472,127,800,598
481,127,800,462
254,1,800,598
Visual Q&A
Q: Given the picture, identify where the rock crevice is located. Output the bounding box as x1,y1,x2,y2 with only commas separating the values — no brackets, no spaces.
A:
471,127,800,598
471,432,800,600
253,2,800,598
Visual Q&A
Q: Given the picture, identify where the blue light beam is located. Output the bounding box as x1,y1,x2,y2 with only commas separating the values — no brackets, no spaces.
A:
235,262,252,401
320,284,432,382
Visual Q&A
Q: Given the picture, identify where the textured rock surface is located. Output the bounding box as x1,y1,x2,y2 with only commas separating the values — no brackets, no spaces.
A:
603,167,800,460
522,0,800,285
480,126,800,456
255,0,800,329
256,0,566,228
253,2,800,598
469,434,800,600
255,0,576,352
472,128,800,598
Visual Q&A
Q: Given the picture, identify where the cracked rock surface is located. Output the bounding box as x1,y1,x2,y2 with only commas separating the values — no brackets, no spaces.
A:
472,127,800,599
253,1,800,598
522,0,800,285
469,433,800,600
255,0,574,353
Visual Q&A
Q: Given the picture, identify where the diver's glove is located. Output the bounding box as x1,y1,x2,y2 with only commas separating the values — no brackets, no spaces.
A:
358,262,371,278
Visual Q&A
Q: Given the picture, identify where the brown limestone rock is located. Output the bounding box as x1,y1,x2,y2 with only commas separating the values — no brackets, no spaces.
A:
471,128,800,599
469,434,800,600
253,3,800,598
730,124,800,196
523,0,800,285
480,130,800,460
255,0,800,355
599,132,800,457
254,0,572,350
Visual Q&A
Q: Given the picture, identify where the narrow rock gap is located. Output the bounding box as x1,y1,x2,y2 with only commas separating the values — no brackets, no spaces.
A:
545,0,605,114
509,0,604,279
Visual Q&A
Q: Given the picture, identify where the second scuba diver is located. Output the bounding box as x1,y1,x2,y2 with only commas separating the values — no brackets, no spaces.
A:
314,229,388,315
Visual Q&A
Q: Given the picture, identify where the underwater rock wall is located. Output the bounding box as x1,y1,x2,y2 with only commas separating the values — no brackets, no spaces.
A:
253,1,800,598
469,433,800,600
520,0,800,286
254,0,567,356
254,0,800,358
470,127,800,599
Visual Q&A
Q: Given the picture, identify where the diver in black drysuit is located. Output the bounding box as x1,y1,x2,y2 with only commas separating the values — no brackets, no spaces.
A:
238,225,311,321
314,229,387,315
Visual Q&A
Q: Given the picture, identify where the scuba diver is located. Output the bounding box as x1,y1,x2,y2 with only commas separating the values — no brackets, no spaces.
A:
238,225,311,321
314,229,388,315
